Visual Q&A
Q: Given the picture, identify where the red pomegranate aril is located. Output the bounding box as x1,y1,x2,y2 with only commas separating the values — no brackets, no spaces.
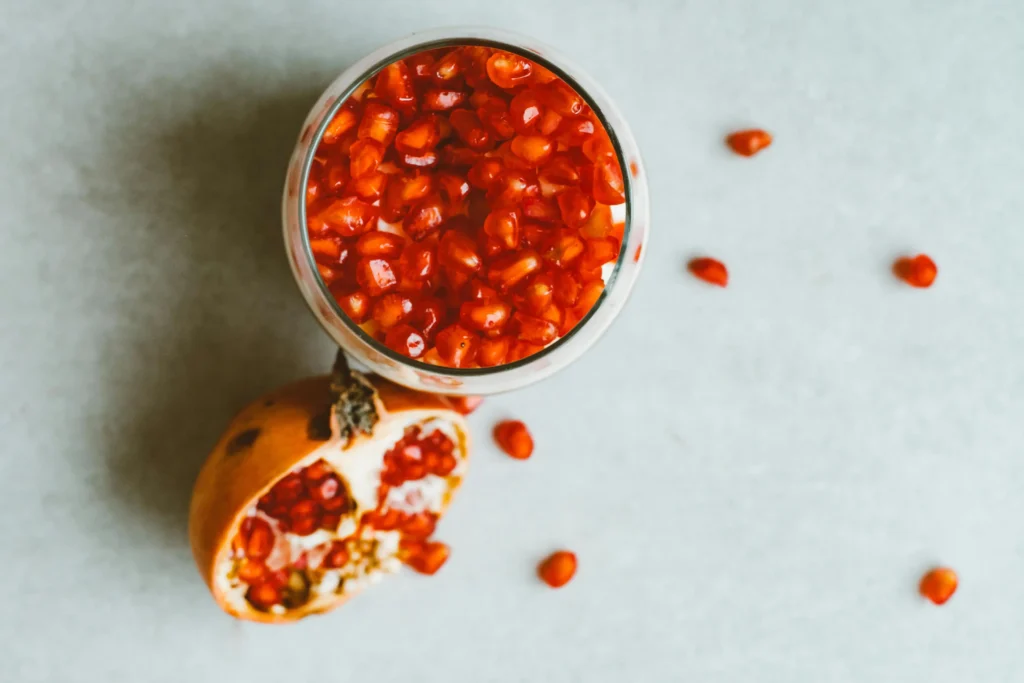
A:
477,100,517,140
404,193,446,240
522,196,561,223
511,135,555,165
553,271,581,307
270,474,304,503
436,453,457,475
436,171,471,207
483,207,521,250
543,229,585,268
357,102,400,146
290,515,320,537
580,237,620,271
507,340,541,362
346,170,388,201
493,420,533,459
372,293,414,329
356,231,405,258
323,102,361,144
410,296,445,339
402,512,438,539
466,279,498,301
319,513,341,531
326,164,350,194
448,395,483,415
538,303,565,328
486,51,534,89
439,230,482,273
510,89,543,133
557,188,594,228
488,250,541,291
395,118,441,155
579,203,612,239
323,542,350,569
435,324,479,367
467,157,505,191
335,290,372,323
540,81,585,116
356,257,398,296
432,51,462,82
556,116,596,146
375,61,416,111
246,582,282,610
920,567,957,605
399,243,437,281
688,257,728,287
476,336,510,367
402,540,450,576
242,517,275,560
894,254,938,288
350,138,385,178
321,495,348,513
576,280,605,313
310,238,343,264
237,558,267,583
460,300,512,332
519,272,555,314
442,145,479,167
514,312,558,345
422,89,467,111
407,51,436,81
591,157,625,205
450,109,492,150
385,324,427,358
726,129,772,156
318,196,379,237
538,550,577,588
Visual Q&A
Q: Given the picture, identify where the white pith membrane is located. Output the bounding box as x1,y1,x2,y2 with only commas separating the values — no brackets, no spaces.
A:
215,412,465,616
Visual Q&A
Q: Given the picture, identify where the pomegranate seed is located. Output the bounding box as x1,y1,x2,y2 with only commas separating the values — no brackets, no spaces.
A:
579,203,612,239
510,89,543,134
372,293,414,330
244,518,274,560
486,51,534,89
399,243,437,281
591,157,625,205
357,102,400,146
893,254,937,288
580,237,620,272
575,280,605,314
350,138,385,178
323,102,361,144
436,171,471,208
317,197,379,237
920,567,957,605
518,272,555,314
403,193,446,241
460,300,512,333
323,542,350,569
309,474,341,502
688,257,728,287
410,297,445,340
246,582,282,609
402,540,450,575
356,231,405,259
483,207,521,251
540,81,585,117
384,324,427,358
439,230,483,273
553,271,580,307
335,289,372,323
432,51,462,82
321,494,348,513
726,128,772,156
436,453,458,475
557,188,594,228
510,135,555,166
435,324,479,367
450,109,492,150
346,170,388,201
522,196,560,223
319,513,341,531
538,550,577,588
477,100,517,140
514,312,558,345
395,117,441,155
467,157,505,191
400,150,439,168
237,558,266,583
325,165,350,194
374,61,416,111
422,89,467,111
478,336,511,367
269,474,304,503
493,420,533,460
289,515,320,537
402,512,438,539
356,257,398,296
488,250,542,291
448,395,483,414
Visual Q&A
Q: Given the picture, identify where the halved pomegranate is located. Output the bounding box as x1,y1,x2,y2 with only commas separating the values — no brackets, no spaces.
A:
188,353,471,623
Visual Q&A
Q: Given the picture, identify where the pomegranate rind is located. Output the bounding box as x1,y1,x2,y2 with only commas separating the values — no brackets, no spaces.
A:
188,373,470,623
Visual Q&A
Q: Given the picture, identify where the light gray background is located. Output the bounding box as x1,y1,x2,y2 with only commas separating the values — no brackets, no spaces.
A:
2,0,1022,681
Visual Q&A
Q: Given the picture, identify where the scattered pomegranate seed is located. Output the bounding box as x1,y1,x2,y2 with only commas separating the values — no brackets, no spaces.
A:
308,45,626,368
726,128,773,157
538,550,577,588
920,567,957,605
894,254,938,288
402,540,450,575
688,257,728,287
493,420,533,460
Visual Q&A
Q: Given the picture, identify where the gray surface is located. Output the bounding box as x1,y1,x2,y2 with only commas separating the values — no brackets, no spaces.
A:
2,0,1023,680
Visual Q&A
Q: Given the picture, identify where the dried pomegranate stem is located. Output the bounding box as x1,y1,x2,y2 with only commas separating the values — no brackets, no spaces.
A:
330,350,380,445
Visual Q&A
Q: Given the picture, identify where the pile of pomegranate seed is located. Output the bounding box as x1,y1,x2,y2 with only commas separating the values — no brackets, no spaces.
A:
538,550,577,588
920,567,957,605
257,459,352,536
307,45,627,367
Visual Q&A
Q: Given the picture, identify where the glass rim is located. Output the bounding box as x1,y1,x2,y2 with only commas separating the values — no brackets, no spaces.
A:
295,27,642,378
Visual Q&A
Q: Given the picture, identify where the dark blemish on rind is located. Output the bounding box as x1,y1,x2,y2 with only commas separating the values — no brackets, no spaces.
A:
264,399,275,407
307,411,332,441
226,428,261,456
